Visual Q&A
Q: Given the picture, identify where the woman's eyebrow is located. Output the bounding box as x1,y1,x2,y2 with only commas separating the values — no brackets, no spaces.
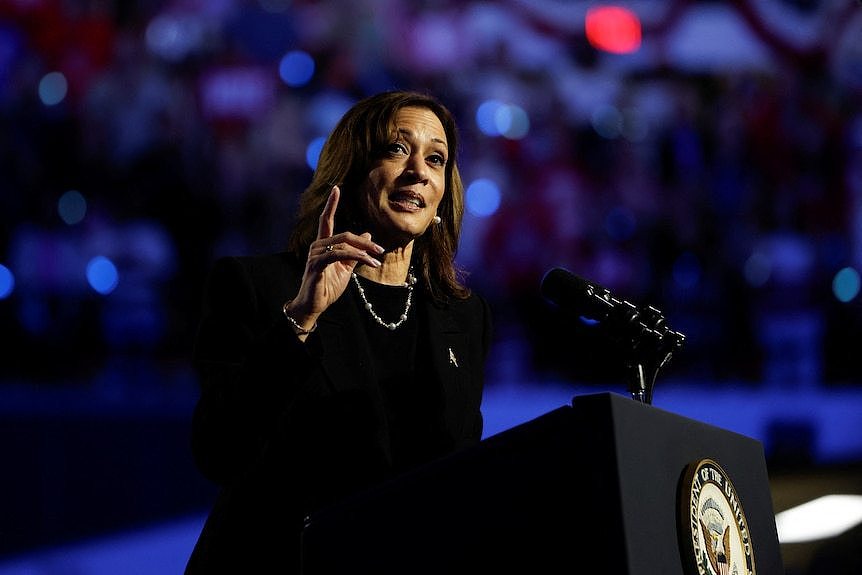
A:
396,127,447,147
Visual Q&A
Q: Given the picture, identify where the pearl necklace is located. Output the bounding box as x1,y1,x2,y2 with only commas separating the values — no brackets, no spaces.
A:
352,269,416,331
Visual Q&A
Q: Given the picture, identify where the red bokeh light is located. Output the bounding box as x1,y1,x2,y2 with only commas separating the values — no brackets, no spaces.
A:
585,6,642,54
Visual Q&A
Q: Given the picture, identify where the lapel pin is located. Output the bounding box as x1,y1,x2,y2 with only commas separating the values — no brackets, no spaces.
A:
448,347,459,367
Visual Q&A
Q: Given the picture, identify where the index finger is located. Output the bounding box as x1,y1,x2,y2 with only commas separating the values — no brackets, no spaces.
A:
317,185,340,240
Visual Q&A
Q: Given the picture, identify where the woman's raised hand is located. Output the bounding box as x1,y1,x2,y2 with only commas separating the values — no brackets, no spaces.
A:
285,186,384,330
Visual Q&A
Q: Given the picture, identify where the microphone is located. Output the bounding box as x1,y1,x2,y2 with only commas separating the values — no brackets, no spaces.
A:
540,267,685,404
540,268,638,325
540,267,685,348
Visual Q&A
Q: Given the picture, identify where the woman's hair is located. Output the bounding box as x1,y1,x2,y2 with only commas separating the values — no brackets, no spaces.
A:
287,90,469,301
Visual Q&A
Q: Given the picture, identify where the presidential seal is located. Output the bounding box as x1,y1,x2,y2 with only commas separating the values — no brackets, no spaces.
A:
679,458,756,575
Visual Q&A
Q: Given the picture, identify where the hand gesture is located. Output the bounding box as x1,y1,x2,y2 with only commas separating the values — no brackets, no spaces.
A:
285,186,384,330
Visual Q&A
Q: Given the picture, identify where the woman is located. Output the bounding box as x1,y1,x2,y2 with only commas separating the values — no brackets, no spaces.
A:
185,91,493,574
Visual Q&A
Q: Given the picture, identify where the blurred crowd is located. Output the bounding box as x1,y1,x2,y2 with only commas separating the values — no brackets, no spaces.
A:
2,0,862,389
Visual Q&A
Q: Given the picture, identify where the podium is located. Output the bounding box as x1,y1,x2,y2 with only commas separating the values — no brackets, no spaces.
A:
300,392,784,574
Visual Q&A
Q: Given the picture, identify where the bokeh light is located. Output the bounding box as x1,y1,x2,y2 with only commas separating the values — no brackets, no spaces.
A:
496,104,530,139
832,267,860,303
58,190,87,225
86,256,119,295
475,100,530,139
0,264,14,299
38,72,67,106
476,100,505,136
585,6,642,54
279,50,315,87
466,178,501,218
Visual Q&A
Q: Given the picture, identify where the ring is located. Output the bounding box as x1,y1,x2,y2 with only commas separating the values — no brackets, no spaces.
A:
325,243,335,252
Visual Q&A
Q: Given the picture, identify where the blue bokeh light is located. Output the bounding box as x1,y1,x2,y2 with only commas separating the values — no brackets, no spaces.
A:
279,50,315,87
305,136,326,170
0,263,14,299
475,100,530,139
832,266,860,303
86,256,119,295
466,178,501,218
38,71,68,106
497,104,529,139
58,190,87,225
476,100,504,136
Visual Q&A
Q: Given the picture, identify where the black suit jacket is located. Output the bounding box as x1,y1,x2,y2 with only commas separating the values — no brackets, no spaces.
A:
185,252,492,574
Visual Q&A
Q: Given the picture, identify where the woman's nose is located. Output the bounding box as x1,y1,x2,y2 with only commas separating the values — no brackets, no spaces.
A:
404,155,428,182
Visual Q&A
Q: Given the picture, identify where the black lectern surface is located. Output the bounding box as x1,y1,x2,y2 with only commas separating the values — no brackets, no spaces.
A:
300,391,783,574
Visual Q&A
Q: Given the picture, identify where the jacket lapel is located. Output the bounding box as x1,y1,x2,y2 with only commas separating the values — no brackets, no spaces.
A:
422,299,471,433
316,292,376,395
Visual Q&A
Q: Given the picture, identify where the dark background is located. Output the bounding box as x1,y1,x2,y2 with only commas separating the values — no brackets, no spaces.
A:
1,0,861,573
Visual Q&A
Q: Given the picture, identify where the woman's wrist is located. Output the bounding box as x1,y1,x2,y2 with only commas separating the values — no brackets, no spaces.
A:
282,300,318,336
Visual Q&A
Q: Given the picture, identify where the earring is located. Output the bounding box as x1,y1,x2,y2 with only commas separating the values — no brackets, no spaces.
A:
432,215,441,224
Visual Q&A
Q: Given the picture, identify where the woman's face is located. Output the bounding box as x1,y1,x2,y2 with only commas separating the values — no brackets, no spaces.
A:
360,106,448,247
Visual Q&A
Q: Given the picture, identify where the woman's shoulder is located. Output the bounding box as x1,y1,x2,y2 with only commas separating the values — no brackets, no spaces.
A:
434,288,492,324
443,289,493,353
456,289,489,309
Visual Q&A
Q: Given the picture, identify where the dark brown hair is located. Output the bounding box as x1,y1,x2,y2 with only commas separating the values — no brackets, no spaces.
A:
287,90,469,301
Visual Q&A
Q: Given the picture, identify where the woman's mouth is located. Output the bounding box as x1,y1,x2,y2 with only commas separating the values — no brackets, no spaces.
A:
389,191,425,211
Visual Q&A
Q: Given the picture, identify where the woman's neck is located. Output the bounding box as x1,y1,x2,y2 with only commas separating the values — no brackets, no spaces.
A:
356,243,413,285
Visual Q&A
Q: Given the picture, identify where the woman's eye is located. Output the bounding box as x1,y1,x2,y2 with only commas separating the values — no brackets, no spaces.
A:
429,154,446,166
388,142,408,155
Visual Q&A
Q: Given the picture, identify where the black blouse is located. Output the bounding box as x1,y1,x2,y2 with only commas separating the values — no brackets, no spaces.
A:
350,275,443,472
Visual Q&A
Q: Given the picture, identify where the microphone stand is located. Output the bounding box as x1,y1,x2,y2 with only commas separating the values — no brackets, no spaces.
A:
616,305,685,404
582,287,685,405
